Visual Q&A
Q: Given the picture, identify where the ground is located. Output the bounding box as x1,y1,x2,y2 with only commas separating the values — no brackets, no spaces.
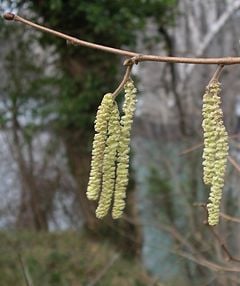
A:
0,231,158,286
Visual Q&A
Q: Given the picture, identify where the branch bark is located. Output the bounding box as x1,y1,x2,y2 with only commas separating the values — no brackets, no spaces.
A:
4,12,240,66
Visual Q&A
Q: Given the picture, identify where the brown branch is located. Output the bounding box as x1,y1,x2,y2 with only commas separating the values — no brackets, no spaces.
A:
86,253,120,286
175,250,240,273
180,133,240,156
195,203,240,263
4,12,240,65
208,64,225,85
2,234,34,286
228,155,240,173
3,13,136,58
210,226,240,263
123,215,240,273
220,212,240,224
154,220,240,273
179,142,203,155
17,253,34,286
112,63,133,97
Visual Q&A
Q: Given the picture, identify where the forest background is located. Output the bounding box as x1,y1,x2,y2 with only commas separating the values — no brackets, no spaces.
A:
1,1,240,285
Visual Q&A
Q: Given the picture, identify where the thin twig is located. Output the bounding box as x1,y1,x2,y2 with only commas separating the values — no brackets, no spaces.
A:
208,64,225,85
3,13,136,58
4,13,240,65
210,227,240,263
220,212,240,224
228,155,240,173
175,249,240,272
112,64,133,98
179,142,203,155
17,253,34,286
179,133,240,156
195,203,240,263
148,277,163,286
2,233,34,286
122,215,240,273
86,253,120,286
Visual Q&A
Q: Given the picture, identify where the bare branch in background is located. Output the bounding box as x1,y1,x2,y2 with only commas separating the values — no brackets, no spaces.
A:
17,253,34,286
86,253,120,286
195,203,240,263
184,0,240,79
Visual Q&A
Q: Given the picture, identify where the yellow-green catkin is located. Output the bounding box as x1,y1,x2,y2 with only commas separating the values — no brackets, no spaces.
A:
202,83,222,185
112,79,137,219
87,93,114,201
207,124,228,225
96,102,120,218
202,81,229,226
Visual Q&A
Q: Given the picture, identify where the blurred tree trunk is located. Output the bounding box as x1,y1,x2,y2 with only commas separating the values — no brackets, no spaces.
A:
11,102,50,231
63,130,96,230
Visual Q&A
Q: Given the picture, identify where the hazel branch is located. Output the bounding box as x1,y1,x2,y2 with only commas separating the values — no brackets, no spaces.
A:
4,12,240,65
195,203,240,263
112,63,133,98
208,64,225,85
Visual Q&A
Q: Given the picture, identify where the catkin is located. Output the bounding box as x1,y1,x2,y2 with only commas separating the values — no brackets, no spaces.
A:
112,79,137,219
207,124,228,225
202,81,229,226
96,102,120,218
87,93,114,201
202,83,222,185
87,79,137,219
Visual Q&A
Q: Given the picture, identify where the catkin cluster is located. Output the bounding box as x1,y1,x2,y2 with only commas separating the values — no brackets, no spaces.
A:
87,80,137,219
202,81,229,226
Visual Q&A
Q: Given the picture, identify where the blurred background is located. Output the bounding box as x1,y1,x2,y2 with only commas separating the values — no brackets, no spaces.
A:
1,0,240,285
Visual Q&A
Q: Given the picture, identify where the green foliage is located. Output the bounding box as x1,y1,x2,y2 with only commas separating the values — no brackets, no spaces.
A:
147,167,175,222
147,167,172,196
13,0,176,132
0,23,47,138
54,71,109,129
0,231,150,286
27,0,176,47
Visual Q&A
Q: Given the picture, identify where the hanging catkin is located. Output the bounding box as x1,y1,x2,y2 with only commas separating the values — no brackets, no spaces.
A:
96,102,120,218
87,93,114,201
202,81,229,226
202,83,222,185
112,79,137,219
87,79,137,219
